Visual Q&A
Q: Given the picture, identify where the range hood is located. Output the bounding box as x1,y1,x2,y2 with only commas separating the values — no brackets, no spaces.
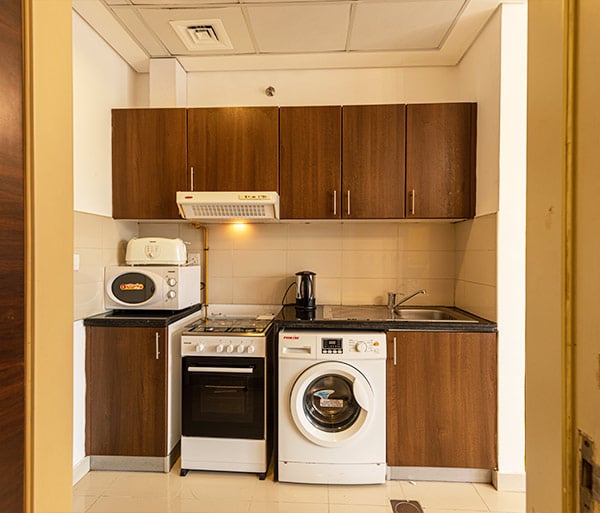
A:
177,191,280,222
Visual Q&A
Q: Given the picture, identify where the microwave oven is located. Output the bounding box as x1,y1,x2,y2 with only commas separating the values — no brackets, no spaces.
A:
104,265,201,311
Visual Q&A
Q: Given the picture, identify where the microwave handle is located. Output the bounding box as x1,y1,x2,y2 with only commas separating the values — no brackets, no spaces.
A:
188,366,254,374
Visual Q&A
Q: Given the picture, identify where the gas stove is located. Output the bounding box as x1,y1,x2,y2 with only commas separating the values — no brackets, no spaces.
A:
181,304,280,357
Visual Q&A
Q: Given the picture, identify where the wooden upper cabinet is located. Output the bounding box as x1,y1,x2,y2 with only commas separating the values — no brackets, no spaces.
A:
342,105,406,219
187,107,279,192
112,109,187,220
87,326,168,457
406,103,477,219
386,331,497,469
280,106,342,219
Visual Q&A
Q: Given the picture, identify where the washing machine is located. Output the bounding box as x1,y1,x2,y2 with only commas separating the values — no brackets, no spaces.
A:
278,329,386,485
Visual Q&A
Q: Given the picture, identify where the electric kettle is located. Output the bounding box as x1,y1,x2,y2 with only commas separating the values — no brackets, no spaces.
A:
295,271,317,311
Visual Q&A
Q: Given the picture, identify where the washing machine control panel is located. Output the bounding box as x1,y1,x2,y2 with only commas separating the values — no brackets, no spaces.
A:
319,334,383,357
321,337,343,354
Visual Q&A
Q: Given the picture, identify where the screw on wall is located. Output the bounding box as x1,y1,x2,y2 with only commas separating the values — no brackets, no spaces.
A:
265,86,275,97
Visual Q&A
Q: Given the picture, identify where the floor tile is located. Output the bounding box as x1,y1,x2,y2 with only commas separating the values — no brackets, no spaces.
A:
171,497,251,513
177,471,259,500
101,471,183,498
328,483,392,506
73,471,121,496
72,495,99,513
249,500,328,513
252,480,329,503
398,481,488,511
86,496,171,513
330,504,393,513
474,483,526,512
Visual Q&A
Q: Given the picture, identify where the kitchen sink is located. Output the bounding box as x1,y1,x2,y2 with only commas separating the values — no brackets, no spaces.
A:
322,305,479,323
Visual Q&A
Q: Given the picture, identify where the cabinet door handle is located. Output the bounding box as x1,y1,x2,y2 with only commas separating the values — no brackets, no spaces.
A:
190,167,195,191
347,190,351,216
410,189,415,215
155,332,160,360
333,190,337,216
393,336,397,366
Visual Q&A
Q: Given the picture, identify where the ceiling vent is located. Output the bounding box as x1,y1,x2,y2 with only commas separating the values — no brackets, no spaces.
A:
170,19,233,52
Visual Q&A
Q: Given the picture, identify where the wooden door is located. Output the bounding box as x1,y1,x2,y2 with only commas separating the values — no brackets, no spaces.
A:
342,105,406,219
280,106,342,219
87,327,168,457
112,108,187,219
386,331,497,468
0,0,25,510
406,103,477,218
187,107,279,192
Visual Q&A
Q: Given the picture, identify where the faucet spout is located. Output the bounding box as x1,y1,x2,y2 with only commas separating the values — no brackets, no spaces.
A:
393,289,426,307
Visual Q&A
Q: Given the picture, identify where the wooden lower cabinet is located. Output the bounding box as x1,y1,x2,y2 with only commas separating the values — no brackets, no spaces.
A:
386,331,497,469
86,326,168,457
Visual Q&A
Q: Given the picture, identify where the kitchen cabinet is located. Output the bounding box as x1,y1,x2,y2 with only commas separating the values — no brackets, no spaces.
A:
279,104,405,219
280,106,341,219
112,108,187,220
386,331,497,469
342,104,406,219
86,326,168,458
406,103,477,218
187,107,279,192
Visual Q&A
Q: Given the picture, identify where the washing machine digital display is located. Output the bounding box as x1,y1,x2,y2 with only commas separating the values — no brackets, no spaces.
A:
321,337,343,354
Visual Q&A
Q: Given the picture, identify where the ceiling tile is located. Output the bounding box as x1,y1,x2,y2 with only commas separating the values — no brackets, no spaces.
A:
112,6,170,56
349,0,464,51
137,7,256,55
246,3,351,53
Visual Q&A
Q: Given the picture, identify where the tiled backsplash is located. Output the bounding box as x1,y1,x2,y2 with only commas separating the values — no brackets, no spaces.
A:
73,212,138,320
454,213,497,321
74,214,497,321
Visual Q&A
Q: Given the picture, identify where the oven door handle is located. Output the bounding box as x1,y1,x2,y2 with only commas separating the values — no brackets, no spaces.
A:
187,366,254,374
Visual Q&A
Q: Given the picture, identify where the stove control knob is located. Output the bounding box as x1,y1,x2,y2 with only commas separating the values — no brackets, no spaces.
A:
216,344,224,353
226,344,234,353
167,278,177,287
195,344,205,353
237,345,245,353
247,346,256,354
355,342,368,353
167,290,177,299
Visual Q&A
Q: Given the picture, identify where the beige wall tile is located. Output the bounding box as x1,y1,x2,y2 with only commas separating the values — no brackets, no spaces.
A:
397,250,455,279
341,223,397,250
101,218,137,250
206,277,233,304
287,223,343,250
394,278,454,306
456,249,497,285
75,248,103,285
74,282,104,320
206,224,234,250
456,281,496,321
208,250,233,277
342,251,397,278
233,277,289,304
137,222,182,240
232,223,288,250
74,211,106,249
313,277,342,305
286,250,342,278
232,250,286,277
455,213,497,252
398,222,456,251
341,278,397,305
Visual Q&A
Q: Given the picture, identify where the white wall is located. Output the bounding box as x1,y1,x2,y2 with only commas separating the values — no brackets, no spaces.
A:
73,12,139,217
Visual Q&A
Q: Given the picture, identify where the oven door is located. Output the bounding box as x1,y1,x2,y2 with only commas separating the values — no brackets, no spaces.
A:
182,356,265,439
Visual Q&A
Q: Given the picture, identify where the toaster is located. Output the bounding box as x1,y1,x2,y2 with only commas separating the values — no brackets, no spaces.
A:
125,237,187,265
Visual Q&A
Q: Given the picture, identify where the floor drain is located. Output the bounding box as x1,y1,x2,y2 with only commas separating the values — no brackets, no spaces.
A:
390,500,424,513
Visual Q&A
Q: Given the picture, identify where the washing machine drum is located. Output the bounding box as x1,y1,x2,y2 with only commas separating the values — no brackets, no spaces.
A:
290,361,375,447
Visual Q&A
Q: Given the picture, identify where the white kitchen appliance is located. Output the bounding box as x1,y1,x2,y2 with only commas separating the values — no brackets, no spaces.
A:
179,304,280,479
104,265,200,311
176,191,280,221
125,237,187,265
278,329,387,484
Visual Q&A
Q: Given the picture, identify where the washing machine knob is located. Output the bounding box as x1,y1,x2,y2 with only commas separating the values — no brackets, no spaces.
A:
355,342,368,353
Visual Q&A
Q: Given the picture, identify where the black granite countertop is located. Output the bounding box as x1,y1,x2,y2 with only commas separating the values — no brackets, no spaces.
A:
273,305,497,333
83,303,202,328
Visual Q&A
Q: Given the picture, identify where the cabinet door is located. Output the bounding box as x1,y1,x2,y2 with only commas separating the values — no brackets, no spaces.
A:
406,103,476,218
112,109,187,220
280,106,341,219
188,107,279,192
342,105,406,219
86,327,168,457
386,331,497,468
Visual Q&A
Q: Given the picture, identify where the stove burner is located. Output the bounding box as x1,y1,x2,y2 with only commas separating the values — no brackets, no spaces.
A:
185,317,273,336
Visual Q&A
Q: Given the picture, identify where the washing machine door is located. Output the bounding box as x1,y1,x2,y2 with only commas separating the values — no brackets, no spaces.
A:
289,361,374,448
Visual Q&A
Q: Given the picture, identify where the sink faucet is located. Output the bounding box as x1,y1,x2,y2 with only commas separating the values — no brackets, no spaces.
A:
387,289,426,310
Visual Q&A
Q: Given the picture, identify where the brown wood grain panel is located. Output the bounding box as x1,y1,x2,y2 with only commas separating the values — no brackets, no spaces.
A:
342,105,406,219
406,103,476,218
188,107,279,192
386,331,497,469
0,0,25,511
87,327,168,457
112,109,187,219
279,106,341,219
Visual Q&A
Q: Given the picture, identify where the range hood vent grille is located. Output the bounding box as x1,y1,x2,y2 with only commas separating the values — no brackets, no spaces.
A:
177,191,280,222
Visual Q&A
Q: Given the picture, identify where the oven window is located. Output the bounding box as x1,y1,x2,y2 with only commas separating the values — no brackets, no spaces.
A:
182,357,265,439
111,272,156,304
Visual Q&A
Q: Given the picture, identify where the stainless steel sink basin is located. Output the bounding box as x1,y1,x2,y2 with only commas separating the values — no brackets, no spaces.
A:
322,305,478,323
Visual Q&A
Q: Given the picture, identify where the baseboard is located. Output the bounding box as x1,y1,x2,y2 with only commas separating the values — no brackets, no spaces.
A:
73,456,90,485
492,470,526,492
387,466,491,483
